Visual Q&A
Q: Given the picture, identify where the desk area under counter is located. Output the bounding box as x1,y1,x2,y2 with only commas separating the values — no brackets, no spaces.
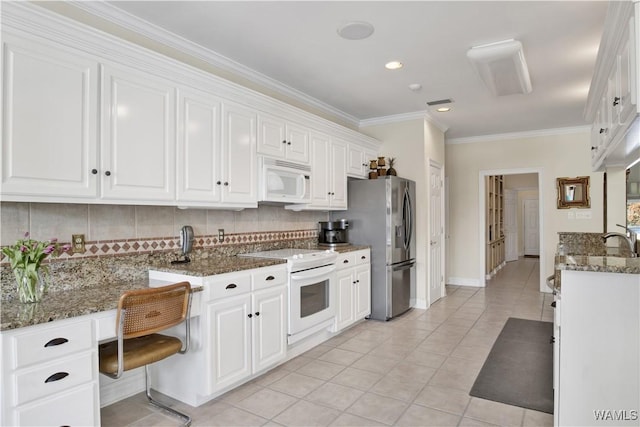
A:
552,249,640,426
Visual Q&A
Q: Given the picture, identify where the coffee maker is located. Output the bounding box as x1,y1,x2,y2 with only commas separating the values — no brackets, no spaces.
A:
318,219,349,247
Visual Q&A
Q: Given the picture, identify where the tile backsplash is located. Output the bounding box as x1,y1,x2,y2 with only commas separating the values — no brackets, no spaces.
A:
0,202,328,249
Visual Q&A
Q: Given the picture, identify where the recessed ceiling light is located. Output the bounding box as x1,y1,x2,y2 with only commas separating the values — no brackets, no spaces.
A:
337,21,375,40
436,107,451,113
385,61,403,70
408,83,422,91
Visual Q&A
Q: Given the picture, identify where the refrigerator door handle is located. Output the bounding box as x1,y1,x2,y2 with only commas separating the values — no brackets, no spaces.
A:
402,187,413,251
392,260,415,271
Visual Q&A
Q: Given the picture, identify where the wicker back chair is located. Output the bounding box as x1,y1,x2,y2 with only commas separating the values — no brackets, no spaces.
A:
99,282,192,426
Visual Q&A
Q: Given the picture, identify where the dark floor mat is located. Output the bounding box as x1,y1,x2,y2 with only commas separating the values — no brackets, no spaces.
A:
469,317,554,414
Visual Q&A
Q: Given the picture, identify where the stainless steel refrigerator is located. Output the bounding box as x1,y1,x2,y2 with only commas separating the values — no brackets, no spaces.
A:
332,176,416,320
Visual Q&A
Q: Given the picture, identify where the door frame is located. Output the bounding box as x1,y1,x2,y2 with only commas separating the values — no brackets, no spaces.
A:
478,167,546,292
428,159,445,306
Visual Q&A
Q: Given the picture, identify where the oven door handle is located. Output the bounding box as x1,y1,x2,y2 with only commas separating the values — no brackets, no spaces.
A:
290,264,336,281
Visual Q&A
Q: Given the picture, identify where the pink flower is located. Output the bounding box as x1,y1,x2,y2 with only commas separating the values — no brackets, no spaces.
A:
61,244,72,252
20,245,27,252
23,232,29,238
43,245,55,254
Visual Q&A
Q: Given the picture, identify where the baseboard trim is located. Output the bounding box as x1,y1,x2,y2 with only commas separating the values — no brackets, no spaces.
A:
414,298,428,309
448,277,484,287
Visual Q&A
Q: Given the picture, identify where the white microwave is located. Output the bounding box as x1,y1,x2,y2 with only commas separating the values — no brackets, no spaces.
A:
259,157,311,204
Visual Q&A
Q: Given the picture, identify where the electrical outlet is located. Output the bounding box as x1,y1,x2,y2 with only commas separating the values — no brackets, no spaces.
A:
218,228,225,243
72,234,85,253
575,210,592,219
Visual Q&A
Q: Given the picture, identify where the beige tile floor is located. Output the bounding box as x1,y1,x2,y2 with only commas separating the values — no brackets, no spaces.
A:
101,257,554,426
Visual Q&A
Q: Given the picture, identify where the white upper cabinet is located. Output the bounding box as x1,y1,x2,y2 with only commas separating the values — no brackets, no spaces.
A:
1,35,99,199
257,114,309,164
176,88,222,203
309,133,347,209
222,102,258,205
587,4,640,171
347,143,377,178
100,65,176,201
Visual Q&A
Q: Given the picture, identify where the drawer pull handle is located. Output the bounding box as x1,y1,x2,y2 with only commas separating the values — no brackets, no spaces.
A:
343,259,349,264
45,372,69,383
361,256,366,260
44,337,69,347
226,284,237,289
266,275,275,281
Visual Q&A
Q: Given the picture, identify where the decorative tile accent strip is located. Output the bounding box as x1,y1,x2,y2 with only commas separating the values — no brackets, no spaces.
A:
0,229,318,263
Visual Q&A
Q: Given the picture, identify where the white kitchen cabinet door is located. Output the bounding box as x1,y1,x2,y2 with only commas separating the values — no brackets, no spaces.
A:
347,144,370,178
176,88,222,203
309,132,332,206
208,294,252,392
1,36,99,199
335,270,355,331
251,286,287,373
257,114,287,158
330,141,348,208
257,114,309,164
354,265,371,320
221,102,257,204
285,123,310,164
101,65,176,201
14,383,99,427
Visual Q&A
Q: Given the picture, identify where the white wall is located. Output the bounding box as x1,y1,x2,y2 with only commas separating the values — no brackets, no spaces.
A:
360,117,445,308
446,130,605,288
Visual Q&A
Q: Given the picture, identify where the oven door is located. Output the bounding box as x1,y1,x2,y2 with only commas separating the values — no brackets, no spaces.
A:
289,264,336,339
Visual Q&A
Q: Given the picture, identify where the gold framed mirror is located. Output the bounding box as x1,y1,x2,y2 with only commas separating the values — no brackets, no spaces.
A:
557,176,590,209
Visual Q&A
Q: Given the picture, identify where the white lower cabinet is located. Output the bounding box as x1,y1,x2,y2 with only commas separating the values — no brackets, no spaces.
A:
335,249,371,332
0,317,100,427
151,265,287,406
556,270,640,426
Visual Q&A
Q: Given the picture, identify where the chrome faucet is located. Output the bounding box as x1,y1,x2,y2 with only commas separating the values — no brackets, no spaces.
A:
602,227,637,257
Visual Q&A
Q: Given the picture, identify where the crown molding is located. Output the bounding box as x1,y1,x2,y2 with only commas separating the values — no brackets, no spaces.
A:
359,110,450,133
446,125,590,145
67,1,360,128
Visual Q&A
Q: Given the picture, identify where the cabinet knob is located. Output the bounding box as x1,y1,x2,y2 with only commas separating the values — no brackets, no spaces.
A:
91,169,98,175
361,256,366,260
216,181,221,185
248,313,253,318
613,96,621,106
282,140,287,144
328,192,331,195
550,336,555,344
362,163,367,167
105,171,111,176
224,182,229,186
255,312,260,316
287,141,292,145
591,146,597,151
599,128,607,134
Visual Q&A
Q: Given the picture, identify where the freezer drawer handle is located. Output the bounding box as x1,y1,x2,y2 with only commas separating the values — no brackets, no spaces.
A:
393,262,415,272
44,337,69,347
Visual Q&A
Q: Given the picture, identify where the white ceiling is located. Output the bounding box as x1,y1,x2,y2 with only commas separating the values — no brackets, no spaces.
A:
95,1,607,140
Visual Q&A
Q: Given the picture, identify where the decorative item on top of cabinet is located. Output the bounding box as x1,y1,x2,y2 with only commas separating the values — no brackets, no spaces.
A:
387,158,397,176
556,176,590,209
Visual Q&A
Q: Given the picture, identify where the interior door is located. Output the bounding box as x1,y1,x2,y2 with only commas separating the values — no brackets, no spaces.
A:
504,189,518,261
524,198,540,256
429,161,444,305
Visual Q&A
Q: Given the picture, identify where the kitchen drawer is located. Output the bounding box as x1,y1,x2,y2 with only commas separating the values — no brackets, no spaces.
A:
10,320,93,369
207,274,251,301
336,252,356,270
14,351,95,405
354,250,370,265
15,382,98,427
252,266,287,291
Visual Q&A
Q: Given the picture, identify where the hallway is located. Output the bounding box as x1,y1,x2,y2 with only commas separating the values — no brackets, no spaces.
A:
102,257,554,426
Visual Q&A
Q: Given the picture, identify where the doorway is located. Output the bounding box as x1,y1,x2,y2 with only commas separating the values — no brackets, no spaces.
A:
479,168,546,292
523,198,540,256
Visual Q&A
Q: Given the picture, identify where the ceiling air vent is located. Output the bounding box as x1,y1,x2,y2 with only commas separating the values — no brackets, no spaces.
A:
426,99,453,106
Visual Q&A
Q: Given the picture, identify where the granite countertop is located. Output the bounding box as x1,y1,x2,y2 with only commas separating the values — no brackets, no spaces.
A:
149,256,285,277
1,245,369,331
555,254,640,275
